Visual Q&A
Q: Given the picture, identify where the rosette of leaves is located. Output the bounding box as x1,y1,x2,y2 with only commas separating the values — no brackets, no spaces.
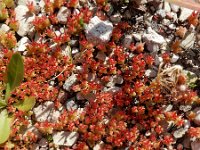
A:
0,53,36,144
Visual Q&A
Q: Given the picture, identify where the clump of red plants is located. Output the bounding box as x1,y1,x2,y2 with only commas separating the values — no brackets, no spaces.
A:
0,0,200,149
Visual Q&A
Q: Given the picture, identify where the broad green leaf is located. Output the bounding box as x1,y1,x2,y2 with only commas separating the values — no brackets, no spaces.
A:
14,96,36,112
4,84,11,103
0,100,6,109
7,53,24,91
0,109,13,144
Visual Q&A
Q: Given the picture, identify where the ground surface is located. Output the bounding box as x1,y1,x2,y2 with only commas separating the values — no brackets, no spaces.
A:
1,0,200,149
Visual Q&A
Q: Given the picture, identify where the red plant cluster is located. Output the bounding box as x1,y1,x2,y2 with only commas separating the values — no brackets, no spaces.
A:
0,0,200,149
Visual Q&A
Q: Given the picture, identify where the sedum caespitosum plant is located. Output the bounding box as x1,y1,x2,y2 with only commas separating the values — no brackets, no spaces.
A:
0,53,36,144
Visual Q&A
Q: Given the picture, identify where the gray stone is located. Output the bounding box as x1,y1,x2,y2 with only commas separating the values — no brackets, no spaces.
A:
123,35,132,48
15,5,35,36
33,101,61,123
15,37,30,52
180,33,195,49
145,69,157,78
53,131,79,146
170,4,179,13
57,7,71,24
179,7,193,22
32,138,48,150
156,9,166,18
93,141,104,150
96,51,107,61
63,74,77,91
133,33,142,41
65,98,78,111
173,128,187,139
0,24,10,32
61,45,71,57
143,27,166,44
154,55,163,66
23,126,42,140
193,107,200,126
191,141,200,150
171,54,179,63
85,16,113,45
143,27,165,52
110,13,122,23
113,75,124,84
164,1,171,12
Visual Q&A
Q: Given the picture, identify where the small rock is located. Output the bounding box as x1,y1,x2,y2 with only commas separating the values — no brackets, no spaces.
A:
87,73,96,81
113,75,124,84
70,39,79,47
15,5,35,36
173,128,187,139
179,7,193,22
17,0,40,13
183,136,191,149
193,107,200,126
171,54,179,63
32,138,48,150
96,51,107,61
57,7,71,24
162,19,170,26
180,33,195,49
154,55,163,66
33,101,60,123
146,43,160,52
85,16,113,45
53,131,79,146
144,27,166,44
179,105,192,112
145,69,157,78
63,74,77,91
76,92,85,100
23,126,42,140
15,37,30,52
105,86,121,93
191,141,200,150
156,9,166,18
184,119,191,129
110,13,122,23
164,1,171,12
0,24,10,32
133,33,142,41
93,141,104,150
123,35,132,48
169,24,176,30
143,27,165,52
61,45,71,57
170,4,179,13
162,104,173,112
65,98,78,111
72,47,79,55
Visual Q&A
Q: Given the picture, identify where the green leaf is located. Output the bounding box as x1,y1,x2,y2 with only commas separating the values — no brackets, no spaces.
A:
7,52,24,91
0,109,13,144
14,96,36,112
4,84,11,103
0,100,6,109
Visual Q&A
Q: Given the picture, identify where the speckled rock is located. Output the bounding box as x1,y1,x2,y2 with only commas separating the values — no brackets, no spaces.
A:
193,107,200,126
52,131,79,146
15,5,35,36
33,101,61,123
191,141,200,150
85,16,113,45
57,7,71,24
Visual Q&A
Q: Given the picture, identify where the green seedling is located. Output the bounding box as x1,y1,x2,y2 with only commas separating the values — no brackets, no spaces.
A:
0,53,36,144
